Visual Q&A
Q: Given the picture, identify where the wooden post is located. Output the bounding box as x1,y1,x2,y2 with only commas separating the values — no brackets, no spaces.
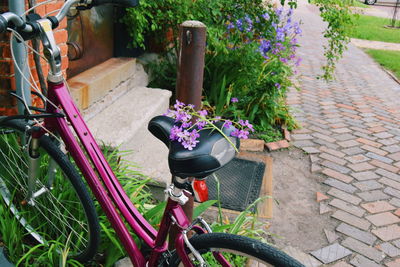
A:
169,20,206,249
176,20,206,110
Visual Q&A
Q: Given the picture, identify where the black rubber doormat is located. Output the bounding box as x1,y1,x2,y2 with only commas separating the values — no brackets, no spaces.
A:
205,158,265,212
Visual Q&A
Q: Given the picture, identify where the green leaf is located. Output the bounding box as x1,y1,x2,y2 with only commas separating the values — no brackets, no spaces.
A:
193,200,218,218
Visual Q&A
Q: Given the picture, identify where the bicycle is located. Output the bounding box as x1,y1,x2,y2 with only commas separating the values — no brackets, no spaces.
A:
0,0,305,266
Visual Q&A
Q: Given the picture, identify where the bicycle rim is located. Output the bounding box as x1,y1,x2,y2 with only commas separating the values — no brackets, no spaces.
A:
0,123,99,261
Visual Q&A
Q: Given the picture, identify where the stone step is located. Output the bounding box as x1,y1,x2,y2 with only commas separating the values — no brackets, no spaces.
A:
69,57,172,185
86,86,172,185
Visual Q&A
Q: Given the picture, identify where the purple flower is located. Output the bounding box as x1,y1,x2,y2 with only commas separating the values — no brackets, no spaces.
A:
239,120,255,132
180,129,200,150
259,40,271,58
236,19,244,31
170,125,182,141
238,130,249,139
182,121,192,128
295,57,302,66
275,83,281,89
293,23,302,34
213,116,222,123
231,97,239,103
280,57,288,64
230,128,240,137
275,7,283,17
196,119,207,130
276,28,285,42
226,22,234,30
175,110,192,123
231,129,249,139
174,100,185,110
262,13,270,20
245,15,253,31
223,120,233,128
198,110,208,117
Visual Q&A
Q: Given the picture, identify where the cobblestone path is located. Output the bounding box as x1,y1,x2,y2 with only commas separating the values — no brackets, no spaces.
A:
289,1,400,266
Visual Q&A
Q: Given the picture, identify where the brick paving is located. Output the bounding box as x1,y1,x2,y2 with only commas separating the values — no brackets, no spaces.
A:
291,0,400,266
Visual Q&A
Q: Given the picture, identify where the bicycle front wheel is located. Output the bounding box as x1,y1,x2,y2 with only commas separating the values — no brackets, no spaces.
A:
0,119,100,262
169,233,304,267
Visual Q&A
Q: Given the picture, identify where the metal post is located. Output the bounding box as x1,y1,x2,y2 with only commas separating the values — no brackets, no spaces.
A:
9,0,31,114
169,20,206,249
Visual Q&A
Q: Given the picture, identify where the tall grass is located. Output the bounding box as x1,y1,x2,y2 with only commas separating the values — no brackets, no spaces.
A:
0,142,272,266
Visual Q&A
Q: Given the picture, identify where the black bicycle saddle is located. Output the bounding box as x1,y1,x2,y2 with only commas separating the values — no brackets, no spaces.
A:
148,115,240,178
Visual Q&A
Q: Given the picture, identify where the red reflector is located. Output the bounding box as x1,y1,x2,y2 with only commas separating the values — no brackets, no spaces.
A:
192,179,209,202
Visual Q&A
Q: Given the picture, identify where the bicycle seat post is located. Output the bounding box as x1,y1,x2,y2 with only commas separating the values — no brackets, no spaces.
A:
166,176,190,206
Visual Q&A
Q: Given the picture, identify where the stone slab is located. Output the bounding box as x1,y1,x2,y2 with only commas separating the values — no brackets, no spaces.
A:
353,180,383,191
310,243,352,264
361,201,396,214
283,246,322,267
342,237,384,263
324,229,339,243
327,188,362,205
329,198,365,217
323,178,357,193
320,202,332,214
349,254,381,267
377,242,400,257
366,212,400,227
336,223,377,245
357,190,391,202
372,225,400,241
350,171,380,181
331,210,371,231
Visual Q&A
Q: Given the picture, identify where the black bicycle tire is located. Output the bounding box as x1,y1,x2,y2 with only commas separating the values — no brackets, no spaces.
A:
169,233,305,267
0,119,100,263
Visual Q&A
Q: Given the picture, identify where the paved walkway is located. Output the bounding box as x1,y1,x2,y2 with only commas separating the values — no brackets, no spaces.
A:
290,1,400,266
351,38,400,51
358,4,398,19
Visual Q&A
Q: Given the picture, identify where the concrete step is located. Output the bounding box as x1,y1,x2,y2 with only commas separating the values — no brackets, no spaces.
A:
86,85,172,185
69,57,172,185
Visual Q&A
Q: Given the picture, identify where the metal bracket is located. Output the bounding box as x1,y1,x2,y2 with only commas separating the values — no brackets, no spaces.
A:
37,19,63,83
165,184,189,206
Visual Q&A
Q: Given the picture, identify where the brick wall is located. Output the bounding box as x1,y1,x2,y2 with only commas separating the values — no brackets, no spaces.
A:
0,0,68,115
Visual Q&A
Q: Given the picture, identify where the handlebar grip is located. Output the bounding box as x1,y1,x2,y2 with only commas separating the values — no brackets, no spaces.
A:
0,16,8,34
91,0,139,7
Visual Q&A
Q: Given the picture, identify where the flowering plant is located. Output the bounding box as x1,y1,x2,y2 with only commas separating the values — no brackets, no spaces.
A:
164,100,254,150
201,6,301,132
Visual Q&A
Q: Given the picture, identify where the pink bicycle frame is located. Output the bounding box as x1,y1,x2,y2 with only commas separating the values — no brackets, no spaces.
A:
43,80,204,267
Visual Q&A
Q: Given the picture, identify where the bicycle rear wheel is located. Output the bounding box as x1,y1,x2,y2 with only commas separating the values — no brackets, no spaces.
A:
169,233,304,267
0,119,100,262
